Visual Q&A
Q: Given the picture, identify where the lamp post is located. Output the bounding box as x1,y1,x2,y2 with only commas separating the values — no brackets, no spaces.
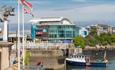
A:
3,20,8,41
0,5,15,42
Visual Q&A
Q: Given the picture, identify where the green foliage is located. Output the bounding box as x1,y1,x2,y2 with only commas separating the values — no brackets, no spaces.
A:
89,27,97,36
24,51,31,65
73,33,115,48
111,34,115,43
85,35,97,47
73,36,85,49
85,26,115,46
99,33,112,45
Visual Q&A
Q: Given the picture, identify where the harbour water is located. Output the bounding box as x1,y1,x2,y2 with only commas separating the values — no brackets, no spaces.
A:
66,49,115,70
67,59,115,70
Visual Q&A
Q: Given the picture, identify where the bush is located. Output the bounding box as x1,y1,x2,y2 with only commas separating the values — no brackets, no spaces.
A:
73,33,115,48
24,51,31,65
73,36,85,49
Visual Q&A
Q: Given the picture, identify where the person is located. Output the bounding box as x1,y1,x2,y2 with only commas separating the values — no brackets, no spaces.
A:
37,61,45,70
12,57,17,65
104,57,109,63
39,64,45,70
37,62,41,70
85,56,90,66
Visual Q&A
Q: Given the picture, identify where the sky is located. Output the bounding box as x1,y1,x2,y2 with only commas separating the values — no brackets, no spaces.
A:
0,0,115,26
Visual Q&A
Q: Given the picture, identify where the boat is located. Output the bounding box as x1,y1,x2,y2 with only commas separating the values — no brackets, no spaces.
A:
66,53,108,67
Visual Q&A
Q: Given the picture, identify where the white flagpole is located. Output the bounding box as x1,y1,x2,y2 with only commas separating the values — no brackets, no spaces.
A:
18,0,20,70
22,5,25,69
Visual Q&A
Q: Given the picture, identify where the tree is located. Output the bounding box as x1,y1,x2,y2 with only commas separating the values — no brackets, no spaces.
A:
73,36,85,49
85,35,97,47
99,33,112,45
86,27,99,47
111,34,115,44
89,27,97,36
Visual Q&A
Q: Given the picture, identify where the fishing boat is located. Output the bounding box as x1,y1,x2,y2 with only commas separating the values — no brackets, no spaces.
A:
66,51,108,67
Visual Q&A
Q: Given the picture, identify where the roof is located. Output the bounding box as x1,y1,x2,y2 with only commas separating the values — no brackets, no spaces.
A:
29,17,73,25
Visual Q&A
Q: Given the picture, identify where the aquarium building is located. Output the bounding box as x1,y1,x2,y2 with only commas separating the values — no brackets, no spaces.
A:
30,17,79,43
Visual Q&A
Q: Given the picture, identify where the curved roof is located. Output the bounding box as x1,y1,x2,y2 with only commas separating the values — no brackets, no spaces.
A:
29,17,73,24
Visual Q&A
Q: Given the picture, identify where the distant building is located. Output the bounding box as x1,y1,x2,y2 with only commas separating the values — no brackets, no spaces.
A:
79,27,89,37
96,24,112,35
112,27,115,34
30,17,79,43
87,24,113,35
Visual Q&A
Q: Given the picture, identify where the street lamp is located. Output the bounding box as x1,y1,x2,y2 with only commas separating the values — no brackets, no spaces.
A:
0,5,15,41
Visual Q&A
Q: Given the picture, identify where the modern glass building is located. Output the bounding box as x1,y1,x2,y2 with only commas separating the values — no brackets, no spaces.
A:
30,17,79,43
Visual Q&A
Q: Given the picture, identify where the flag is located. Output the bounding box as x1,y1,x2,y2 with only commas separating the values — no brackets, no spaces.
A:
20,0,33,14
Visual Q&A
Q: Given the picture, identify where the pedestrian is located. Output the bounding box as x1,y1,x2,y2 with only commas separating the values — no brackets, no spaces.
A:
36,62,41,70
36,61,45,70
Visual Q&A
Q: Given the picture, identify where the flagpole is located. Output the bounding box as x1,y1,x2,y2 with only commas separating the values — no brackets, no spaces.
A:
22,5,25,69
18,0,21,70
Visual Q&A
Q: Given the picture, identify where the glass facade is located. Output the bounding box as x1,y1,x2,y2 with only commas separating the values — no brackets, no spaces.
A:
31,19,79,43
48,25,76,42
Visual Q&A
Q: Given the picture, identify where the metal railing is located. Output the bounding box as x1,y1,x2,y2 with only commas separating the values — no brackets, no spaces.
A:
11,42,70,49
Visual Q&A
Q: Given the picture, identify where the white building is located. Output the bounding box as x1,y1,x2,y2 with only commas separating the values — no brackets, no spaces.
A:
79,27,89,37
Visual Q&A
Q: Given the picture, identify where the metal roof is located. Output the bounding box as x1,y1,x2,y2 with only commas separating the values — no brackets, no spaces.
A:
29,17,73,24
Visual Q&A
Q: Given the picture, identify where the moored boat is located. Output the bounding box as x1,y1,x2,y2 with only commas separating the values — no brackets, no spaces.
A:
66,53,108,67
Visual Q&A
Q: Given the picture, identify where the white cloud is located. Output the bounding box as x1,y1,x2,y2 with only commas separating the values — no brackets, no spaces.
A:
76,4,115,14
8,4,115,26
75,4,115,21
33,4,115,22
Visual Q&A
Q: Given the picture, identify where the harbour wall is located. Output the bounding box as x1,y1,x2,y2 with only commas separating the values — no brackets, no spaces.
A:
24,47,115,70
26,49,65,70
83,48,115,59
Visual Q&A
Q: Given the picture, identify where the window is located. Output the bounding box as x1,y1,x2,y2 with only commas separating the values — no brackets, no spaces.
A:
66,31,73,37
49,34,57,38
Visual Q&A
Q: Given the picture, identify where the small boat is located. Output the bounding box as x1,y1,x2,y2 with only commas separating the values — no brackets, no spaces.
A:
66,53,108,67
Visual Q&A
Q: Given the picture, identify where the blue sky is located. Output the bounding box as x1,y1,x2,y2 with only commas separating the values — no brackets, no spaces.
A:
0,0,115,26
